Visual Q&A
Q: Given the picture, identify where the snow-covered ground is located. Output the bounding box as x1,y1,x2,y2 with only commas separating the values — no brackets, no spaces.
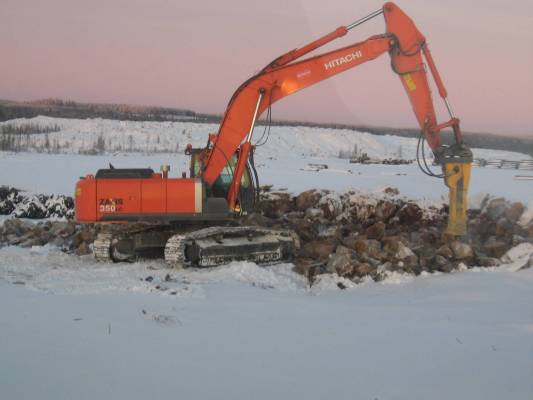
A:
2,115,530,161
1,116,532,399
1,116,531,202
0,244,532,400
1,151,531,203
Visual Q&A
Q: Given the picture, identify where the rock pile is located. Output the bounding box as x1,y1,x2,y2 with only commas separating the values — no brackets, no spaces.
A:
247,188,532,284
0,218,98,255
0,185,531,285
0,186,74,219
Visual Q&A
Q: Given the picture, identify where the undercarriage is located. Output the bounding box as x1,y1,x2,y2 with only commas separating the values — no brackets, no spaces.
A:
93,223,298,268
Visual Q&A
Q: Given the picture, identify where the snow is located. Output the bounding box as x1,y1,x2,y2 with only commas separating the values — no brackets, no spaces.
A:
0,244,532,399
1,115,530,161
519,200,533,227
0,151,531,203
1,116,530,202
1,116,532,399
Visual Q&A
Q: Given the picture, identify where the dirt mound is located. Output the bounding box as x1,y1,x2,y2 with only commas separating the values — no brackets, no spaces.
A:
0,186,531,284
248,188,532,284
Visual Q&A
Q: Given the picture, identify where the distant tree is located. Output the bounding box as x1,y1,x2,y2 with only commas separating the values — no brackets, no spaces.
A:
44,133,50,153
95,134,106,154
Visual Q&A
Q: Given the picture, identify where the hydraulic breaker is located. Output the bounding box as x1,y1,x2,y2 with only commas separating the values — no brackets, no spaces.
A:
441,144,473,236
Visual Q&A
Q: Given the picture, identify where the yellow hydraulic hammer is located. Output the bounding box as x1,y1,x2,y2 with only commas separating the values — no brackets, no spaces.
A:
441,144,474,236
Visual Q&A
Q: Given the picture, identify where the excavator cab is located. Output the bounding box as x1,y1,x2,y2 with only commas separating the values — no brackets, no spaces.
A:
188,148,256,214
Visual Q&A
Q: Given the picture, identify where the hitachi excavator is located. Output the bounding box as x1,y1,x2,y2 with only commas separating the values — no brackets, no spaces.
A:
75,2,473,267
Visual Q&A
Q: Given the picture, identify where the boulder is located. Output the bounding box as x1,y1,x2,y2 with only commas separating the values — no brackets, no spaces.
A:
365,239,385,260
335,245,356,257
494,217,514,237
413,244,436,260
293,258,320,284
305,208,323,219
511,235,526,246
326,253,355,277
354,263,377,277
2,218,33,237
317,224,340,239
482,237,509,258
484,198,507,220
292,219,316,242
396,242,416,260
420,229,439,245
450,241,474,260
319,193,344,219
383,187,400,196
432,255,454,273
375,200,398,222
75,242,91,256
476,257,500,267
505,202,525,222
436,244,453,259
302,240,336,261
346,238,367,254
295,190,321,211
397,203,422,224
365,222,386,240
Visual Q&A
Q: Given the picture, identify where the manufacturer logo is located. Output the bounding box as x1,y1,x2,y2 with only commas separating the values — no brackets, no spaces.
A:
99,198,124,213
296,69,311,79
324,50,363,70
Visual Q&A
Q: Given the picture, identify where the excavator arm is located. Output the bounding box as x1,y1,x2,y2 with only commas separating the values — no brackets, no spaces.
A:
201,2,473,235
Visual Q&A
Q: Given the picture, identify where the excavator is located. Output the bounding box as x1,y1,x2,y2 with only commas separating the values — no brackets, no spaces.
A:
75,2,473,267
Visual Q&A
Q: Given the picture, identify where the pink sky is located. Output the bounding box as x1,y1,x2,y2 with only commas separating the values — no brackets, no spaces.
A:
1,0,532,136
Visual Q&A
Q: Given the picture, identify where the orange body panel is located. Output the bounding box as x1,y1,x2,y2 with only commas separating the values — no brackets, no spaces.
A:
166,179,200,213
141,175,165,213
97,178,141,220
75,176,97,222
75,175,202,222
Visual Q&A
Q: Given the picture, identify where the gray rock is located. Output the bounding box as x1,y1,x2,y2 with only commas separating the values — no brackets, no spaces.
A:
354,263,377,277
326,253,354,277
335,245,355,257
484,198,507,220
366,239,384,260
396,242,416,260
305,208,323,219
433,255,454,272
450,241,474,260
295,190,321,211
511,235,526,246
476,257,500,267
366,222,386,240
302,240,336,261
483,237,508,258
505,202,525,223
436,245,453,259
2,218,33,236
75,242,92,256
397,203,422,224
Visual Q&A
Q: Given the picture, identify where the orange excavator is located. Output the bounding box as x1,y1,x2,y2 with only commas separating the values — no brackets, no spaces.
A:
75,2,473,266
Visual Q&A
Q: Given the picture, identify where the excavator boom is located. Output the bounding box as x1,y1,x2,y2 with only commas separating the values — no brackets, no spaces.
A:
202,1,472,235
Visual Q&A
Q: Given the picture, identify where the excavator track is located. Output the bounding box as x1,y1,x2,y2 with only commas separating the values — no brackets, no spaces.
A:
92,225,298,268
164,234,187,267
164,226,297,268
93,232,113,262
